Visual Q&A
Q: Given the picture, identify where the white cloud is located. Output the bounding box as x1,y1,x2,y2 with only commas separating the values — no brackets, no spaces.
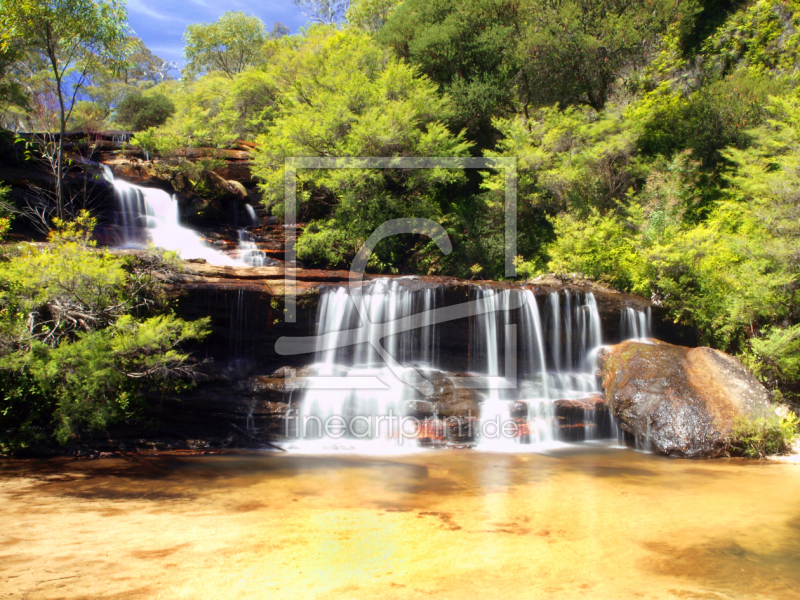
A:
126,0,188,23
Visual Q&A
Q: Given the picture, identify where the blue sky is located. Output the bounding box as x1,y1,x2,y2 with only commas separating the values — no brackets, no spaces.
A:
126,0,309,66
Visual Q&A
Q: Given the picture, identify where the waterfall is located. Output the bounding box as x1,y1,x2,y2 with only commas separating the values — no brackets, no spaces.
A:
287,279,441,453
237,229,279,267
244,203,258,226
471,289,605,450
288,281,616,452
620,307,652,340
101,166,241,266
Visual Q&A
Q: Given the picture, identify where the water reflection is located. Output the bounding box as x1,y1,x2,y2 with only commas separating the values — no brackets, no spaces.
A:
1,447,799,599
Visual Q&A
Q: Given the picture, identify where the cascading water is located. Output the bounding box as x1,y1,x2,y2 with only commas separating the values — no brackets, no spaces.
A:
244,203,258,226
620,307,652,340
287,280,624,453
470,288,605,450
102,166,241,266
287,278,441,453
237,229,279,267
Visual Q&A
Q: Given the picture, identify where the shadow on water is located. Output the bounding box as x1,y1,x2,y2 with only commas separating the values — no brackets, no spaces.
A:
0,445,708,506
0,452,437,504
641,519,800,598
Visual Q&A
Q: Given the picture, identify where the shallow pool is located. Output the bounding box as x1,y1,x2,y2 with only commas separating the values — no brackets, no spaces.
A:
2,445,799,599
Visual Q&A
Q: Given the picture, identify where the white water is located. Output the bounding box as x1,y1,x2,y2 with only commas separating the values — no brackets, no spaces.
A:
620,307,652,340
237,229,278,267
287,280,629,453
244,203,258,226
287,279,439,453
102,166,241,266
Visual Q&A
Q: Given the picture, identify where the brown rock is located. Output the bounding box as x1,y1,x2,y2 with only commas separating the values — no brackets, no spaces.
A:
425,371,482,419
597,340,771,458
185,147,251,161
553,394,606,412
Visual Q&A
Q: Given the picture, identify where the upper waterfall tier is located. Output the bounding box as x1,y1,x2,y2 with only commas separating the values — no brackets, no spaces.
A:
102,166,242,266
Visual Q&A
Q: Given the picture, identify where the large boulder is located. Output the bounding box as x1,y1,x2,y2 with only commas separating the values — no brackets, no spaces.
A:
597,340,771,458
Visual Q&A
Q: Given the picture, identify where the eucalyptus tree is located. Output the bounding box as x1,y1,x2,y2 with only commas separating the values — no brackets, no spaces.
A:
293,0,351,25
346,0,401,32
517,0,691,111
183,12,269,80
0,0,129,220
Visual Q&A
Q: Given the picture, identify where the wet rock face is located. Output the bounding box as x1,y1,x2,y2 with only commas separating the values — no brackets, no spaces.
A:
597,340,772,458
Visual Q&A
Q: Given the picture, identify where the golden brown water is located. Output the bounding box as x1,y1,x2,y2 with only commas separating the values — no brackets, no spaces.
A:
2,445,799,599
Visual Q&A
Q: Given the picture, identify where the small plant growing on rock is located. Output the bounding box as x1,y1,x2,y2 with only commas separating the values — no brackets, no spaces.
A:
726,412,799,459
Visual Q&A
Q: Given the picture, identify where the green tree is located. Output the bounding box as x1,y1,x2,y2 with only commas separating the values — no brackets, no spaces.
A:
640,70,787,167
80,37,177,127
0,212,210,451
183,11,268,80
517,0,691,111
0,0,129,220
347,0,401,32
154,69,280,146
251,27,469,269
379,0,521,148
115,91,175,131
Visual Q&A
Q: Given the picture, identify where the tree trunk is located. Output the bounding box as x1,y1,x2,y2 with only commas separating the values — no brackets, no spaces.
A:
47,29,65,221
56,97,65,221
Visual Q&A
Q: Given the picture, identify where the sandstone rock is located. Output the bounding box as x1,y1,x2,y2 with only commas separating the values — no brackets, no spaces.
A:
597,340,771,458
509,401,529,418
424,371,483,419
553,394,606,412
227,180,248,197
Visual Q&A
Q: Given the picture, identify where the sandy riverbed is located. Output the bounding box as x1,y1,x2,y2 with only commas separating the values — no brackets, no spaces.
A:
2,445,799,599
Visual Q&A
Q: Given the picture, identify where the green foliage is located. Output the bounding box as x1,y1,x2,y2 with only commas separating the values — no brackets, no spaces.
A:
73,37,177,131
517,0,690,111
0,0,130,218
379,0,521,147
115,92,175,131
678,0,748,57
347,0,402,32
0,36,28,119
546,209,652,296
251,27,470,271
640,70,788,166
727,412,799,459
513,255,543,281
699,0,800,78
380,0,691,148
0,213,209,452
646,93,800,357
160,69,280,145
487,104,646,215
183,11,269,80
746,326,800,394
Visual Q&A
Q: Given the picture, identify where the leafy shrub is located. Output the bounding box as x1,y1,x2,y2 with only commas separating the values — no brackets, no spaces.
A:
546,209,652,295
0,213,209,453
639,71,787,166
116,92,175,131
745,325,800,399
726,412,799,459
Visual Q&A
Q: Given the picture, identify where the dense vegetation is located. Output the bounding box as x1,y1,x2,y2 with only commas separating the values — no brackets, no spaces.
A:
1,0,799,452
0,212,210,453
